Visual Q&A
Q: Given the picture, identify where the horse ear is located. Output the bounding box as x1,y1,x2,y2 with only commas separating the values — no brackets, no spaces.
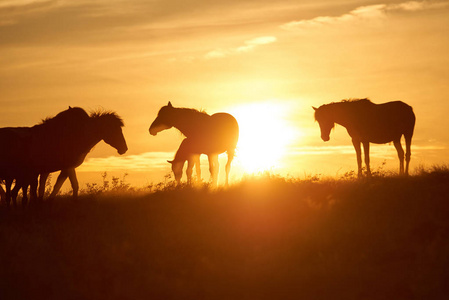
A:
312,106,317,111
167,101,173,108
167,160,174,164
69,106,72,109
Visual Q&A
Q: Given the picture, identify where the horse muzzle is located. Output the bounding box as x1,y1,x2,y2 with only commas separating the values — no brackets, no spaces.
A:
321,135,330,142
149,128,158,136
118,147,128,155
149,123,171,136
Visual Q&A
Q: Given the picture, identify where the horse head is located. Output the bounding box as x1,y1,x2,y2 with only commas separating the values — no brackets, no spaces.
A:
92,111,128,155
149,101,175,136
313,106,334,142
167,159,184,184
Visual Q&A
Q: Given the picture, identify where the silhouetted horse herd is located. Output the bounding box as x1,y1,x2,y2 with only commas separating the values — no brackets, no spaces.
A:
0,98,415,208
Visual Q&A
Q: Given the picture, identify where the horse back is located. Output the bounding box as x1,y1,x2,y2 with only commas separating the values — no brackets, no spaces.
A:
0,127,32,154
0,127,33,178
357,101,415,143
376,101,415,129
185,113,239,155
210,113,239,143
29,123,92,172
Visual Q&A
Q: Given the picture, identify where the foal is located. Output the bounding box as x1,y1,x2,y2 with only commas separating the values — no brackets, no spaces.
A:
168,138,201,185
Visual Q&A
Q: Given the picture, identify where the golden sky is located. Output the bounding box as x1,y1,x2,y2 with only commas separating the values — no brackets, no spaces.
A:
1,0,449,187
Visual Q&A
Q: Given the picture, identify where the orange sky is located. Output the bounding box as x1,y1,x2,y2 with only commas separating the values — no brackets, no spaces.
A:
1,0,449,188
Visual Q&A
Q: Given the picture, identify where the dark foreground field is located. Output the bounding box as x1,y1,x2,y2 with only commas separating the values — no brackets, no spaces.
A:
2,170,449,300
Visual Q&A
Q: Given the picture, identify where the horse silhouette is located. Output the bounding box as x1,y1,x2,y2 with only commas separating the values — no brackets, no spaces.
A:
168,138,201,184
313,98,415,176
0,107,128,207
35,109,128,201
149,102,239,186
0,126,34,207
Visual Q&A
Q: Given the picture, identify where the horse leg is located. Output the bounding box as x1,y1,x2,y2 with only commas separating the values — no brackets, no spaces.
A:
5,179,13,208
194,155,201,182
38,173,49,202
11,180,20,208
21,184,28,208
352,139,363,177
208,154,219,186
49,170,69,200
404,134,412,175
362,142,371,176
225,150,235,186
29,176,38,204
11,179,26,208
67,168,79,199
186,158,194,185
394,139,405,175
15,182,28,208
0,184,5,206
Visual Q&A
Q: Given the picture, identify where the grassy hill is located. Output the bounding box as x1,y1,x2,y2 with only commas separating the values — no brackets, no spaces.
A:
2,168,449,300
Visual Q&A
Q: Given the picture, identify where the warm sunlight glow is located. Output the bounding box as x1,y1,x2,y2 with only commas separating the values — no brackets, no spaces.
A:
229,101,298,173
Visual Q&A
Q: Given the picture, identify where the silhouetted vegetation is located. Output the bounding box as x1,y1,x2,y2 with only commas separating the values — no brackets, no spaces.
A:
2,167,449,299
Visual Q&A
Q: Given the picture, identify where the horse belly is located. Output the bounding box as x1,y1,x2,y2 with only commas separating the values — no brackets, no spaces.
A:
200,113,239,154
363,130,400,144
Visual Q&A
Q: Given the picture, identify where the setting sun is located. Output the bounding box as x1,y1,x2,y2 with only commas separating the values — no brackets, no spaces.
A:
229,101,298,173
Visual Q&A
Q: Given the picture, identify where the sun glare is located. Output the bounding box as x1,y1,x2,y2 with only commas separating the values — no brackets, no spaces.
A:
229,101,298,173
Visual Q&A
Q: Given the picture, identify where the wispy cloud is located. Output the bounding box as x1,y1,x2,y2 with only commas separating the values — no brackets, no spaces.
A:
288,144,447,156
280,1,449,30
389,0,449,11
0,0,49,8
204,36,277,59
78,152,174,172
281,4,387,30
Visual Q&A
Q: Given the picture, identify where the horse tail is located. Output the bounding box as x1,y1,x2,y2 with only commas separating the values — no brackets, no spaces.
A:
404,104,416,139
227,148,236,160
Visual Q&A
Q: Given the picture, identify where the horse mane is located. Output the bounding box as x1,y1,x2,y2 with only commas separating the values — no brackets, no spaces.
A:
39,107,90,125
174,106,209,117
90,110,125,127
315,98,373,122
327,98,372,106
38,107,124,127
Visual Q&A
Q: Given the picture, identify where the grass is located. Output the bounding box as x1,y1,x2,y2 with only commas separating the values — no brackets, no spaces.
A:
1,167,449,299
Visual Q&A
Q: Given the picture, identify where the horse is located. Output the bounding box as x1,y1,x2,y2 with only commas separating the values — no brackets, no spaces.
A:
313,98,415,176
149,102,239,186
168,138,201,185
0,126,36,207
34,109,128,201
0,107,128,207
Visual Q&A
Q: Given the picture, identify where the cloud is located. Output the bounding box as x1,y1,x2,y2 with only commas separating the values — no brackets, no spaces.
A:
389,0,449,11
78,152,174,172
0,0,55,26
0,0,49,8
204,36,277,59
280,4,387,30
280,1,449,30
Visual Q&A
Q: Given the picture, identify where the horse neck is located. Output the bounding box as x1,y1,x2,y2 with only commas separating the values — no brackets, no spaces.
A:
172,109,209,138
174,140,192,162
30,119,103,171
173,148,187,162
60,121,104,168
84,129,103,150
329,103,355,128
58,119,103,153
89,118,111,147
